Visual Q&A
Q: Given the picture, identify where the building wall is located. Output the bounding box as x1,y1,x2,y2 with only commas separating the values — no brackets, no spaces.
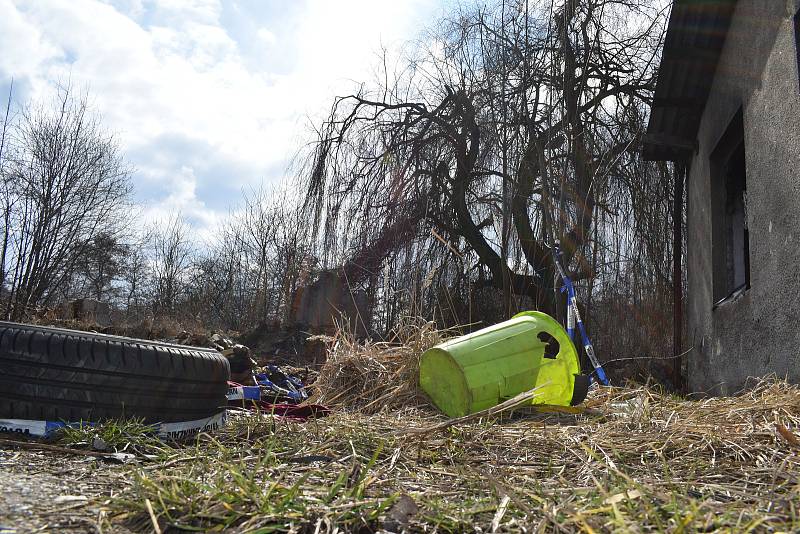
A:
687,0,800,393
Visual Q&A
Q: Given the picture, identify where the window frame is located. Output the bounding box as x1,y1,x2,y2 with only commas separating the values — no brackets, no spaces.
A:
795,7,800,93
710,108,750,306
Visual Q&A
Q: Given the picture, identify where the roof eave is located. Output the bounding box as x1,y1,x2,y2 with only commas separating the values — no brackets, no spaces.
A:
642,0,738,162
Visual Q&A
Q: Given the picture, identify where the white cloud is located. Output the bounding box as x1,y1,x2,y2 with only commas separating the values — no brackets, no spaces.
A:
0,0,440,238
0,0,63,79
149,0,222,25
256,28,276,46
140,165,221,242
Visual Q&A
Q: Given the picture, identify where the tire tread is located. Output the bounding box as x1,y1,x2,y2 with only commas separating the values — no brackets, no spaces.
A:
0,322,230,424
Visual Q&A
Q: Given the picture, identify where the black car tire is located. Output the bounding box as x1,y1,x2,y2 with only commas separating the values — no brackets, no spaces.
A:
0,321,229,424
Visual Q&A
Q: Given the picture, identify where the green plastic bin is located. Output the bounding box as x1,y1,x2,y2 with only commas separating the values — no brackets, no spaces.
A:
419,311,589,417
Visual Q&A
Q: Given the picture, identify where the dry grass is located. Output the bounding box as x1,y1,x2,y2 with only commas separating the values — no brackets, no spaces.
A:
308,319,443,413
46,325,800,532
97,378,800,532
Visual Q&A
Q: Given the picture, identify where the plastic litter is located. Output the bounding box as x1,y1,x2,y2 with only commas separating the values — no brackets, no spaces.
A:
419,311,589,417
253,365,309,403
225,366,329,420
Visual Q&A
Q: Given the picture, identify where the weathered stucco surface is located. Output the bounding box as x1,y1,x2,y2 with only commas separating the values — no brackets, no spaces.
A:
687,0,800,393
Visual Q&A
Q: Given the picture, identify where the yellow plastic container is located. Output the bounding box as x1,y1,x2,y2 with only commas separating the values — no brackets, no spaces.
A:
419,311,588,417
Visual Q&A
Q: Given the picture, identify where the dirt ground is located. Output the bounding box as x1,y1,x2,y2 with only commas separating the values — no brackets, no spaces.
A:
0,448,131,534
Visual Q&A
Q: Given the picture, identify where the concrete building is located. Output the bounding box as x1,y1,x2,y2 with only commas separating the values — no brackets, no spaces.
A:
644,0,800,393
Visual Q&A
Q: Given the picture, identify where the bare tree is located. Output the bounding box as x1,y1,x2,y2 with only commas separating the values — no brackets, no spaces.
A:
0,86,132,319
149,214,193,317
302,0,668,321
121,233,151,318
69,231,131,302
187,184,313,331
0,80,15,296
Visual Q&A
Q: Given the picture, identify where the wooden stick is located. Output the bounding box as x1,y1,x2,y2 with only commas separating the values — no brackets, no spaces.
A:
144,498,162,534
0,437,128,460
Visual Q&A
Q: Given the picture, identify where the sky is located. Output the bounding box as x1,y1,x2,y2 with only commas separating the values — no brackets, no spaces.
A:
0,0,443,238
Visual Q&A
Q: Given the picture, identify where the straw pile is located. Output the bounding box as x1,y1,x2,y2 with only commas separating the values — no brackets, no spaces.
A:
308,320,442,412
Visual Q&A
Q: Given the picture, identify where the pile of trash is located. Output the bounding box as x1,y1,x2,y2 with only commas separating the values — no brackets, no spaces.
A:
229,364,309,404
172,330,322,418
173,331,256,384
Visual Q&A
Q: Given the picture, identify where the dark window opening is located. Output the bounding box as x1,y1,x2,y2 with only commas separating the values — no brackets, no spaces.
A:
538,331,560,359
795,8,800,92
711,109,750,305
724,143,749,292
